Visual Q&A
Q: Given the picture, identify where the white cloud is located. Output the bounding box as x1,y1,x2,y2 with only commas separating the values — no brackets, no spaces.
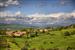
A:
0,0,19,7
0,10,75,25
27,13,46,17
27,13,65,17
15,11,21,16
71,10,75,17
47,13,65,17
6,0,19,5
28,10,75,18
0,11,13,17
5,18,17,21
0,11,22,17
0,3,4,6
60,0,72,5
0,10,75,18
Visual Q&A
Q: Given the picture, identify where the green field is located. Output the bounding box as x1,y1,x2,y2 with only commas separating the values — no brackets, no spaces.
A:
0,27,75,50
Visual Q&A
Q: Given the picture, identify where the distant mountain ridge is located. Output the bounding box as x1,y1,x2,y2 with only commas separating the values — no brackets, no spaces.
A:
0,14,75,29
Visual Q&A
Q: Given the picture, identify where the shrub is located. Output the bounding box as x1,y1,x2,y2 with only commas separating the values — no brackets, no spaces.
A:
64,31,70,36
21,47,28,50
70,31,75,35
67,47,72,50
53,48,59,50
50,42,54,44
30,48,36,50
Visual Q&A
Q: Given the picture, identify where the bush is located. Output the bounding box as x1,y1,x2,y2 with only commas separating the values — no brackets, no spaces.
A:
21,47,28,50
0,31,6,35
64,31,70,36
67,47,72,50
70,31,75,35
30,48,36,50
50,42,54,44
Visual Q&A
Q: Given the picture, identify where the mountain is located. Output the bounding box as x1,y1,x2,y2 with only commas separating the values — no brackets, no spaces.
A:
0,14,75,29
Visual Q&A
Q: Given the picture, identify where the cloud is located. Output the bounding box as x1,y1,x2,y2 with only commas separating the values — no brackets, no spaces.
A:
0,10,75,18
0,11,22,17
71,10,75,16
59,0,75,6
0,10,75,25
0,11,13,17
47,13,65,17
0,0,19,7
27,13,65,18
27,13,47,17
28,10,75,18
15,11,21,16
5,18,17,21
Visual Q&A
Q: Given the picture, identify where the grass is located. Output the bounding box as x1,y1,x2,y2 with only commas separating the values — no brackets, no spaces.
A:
28,30,75,50
0,28,75,50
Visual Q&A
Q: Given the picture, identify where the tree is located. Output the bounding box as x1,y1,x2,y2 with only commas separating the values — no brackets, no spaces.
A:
64,31,70,36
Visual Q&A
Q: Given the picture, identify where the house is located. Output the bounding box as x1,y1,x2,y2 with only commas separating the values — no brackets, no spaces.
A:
6,31,13,36
44,29,48,32
6,31,27,36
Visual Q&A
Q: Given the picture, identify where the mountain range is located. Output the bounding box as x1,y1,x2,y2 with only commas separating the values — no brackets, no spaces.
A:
0,14,75,29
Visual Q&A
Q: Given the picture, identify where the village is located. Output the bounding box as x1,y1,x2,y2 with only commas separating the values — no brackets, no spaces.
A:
6,29,52,37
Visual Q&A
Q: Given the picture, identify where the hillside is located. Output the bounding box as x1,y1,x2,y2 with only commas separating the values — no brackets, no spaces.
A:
0,26,75,50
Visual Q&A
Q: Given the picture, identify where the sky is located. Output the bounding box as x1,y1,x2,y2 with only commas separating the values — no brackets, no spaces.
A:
0,0,75,26
0,0,75,17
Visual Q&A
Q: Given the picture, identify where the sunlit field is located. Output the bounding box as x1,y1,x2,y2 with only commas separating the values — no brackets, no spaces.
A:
0,25,75,50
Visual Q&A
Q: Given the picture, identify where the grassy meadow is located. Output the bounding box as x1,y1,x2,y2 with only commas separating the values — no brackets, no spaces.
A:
0,25,75,50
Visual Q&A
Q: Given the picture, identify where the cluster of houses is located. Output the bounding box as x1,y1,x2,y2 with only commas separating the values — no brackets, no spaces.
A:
6,31,27,36
39,29,48,32
6,29,51,37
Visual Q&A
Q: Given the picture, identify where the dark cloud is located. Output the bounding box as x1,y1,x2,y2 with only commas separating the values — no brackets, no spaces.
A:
0,0,19,11
0,0,8,3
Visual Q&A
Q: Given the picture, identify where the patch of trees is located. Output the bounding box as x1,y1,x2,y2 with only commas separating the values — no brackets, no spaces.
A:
64,31,75,36
0,30,6,35
0,36,9,50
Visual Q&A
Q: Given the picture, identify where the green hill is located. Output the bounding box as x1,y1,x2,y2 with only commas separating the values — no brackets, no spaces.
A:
0,28,75,50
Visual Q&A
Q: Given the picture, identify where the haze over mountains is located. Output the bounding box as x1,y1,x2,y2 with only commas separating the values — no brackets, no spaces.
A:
0,11,75,28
